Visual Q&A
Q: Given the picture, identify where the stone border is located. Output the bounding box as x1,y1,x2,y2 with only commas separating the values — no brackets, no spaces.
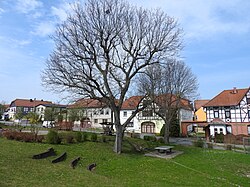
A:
32,148,56,159
87,163,96,171
52,152,67,163
70,157,81,169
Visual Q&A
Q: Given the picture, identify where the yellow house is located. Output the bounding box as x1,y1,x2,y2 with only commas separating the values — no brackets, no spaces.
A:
194,100,209,122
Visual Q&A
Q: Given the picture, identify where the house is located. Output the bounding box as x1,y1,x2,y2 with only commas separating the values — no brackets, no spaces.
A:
181,99,210,136
36,103,67,122
0,104,9,120
69,98,113,129
121,95,193,134
194,100,209,121
203,87,250,137
8,99,53,120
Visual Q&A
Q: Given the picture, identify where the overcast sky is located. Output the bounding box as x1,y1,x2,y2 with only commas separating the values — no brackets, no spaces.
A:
1,0,250,104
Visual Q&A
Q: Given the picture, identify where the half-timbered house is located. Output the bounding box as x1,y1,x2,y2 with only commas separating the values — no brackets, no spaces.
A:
203,87,250,136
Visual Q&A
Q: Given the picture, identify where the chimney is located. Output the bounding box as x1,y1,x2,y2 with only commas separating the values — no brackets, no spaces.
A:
232,87,237,94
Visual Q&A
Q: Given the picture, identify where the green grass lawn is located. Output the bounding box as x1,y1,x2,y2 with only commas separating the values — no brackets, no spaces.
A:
0,137,249,187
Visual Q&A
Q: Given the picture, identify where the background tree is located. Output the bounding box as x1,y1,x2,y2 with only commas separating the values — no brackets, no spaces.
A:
44,107,57,127
42,0,182,153
27,112,41,138
138,59,198,143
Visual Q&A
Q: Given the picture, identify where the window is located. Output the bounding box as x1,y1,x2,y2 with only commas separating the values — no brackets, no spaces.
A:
102,119,108,123
105,109,109,115
225,108,231,119
123,111,127,117
24,107,29,112
214,128,218,134
141,122,155,133
247,97,250,104
227,125,232,134
248,111,250,119
248,125,250,135
214,110,219,118
219,128,223,134
127,122,133,127
100,110,104,115
94,119,98,123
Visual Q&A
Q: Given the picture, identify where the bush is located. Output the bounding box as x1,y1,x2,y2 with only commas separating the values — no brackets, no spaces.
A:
3,130,16,140
75,132,83,142
193,139,204,148
65,134,74,144
144,135,157,142
82,132,88,141
157,137,164,143
101,135,107,142
90,133,98,142
46,130,61,144
36,135,44,143
215,134,224,143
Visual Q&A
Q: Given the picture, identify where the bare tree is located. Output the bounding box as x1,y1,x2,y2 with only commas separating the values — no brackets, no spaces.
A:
42,0,182,153
138,59,198,143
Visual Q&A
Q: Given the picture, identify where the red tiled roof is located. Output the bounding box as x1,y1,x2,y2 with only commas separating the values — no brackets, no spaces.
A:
194,100,210,110
121,96,143,110
204,88,249,107
121,95,192,110
10,99,52,108
68,98,107,108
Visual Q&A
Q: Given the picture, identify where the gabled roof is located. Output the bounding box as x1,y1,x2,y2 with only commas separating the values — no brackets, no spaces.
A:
68,98,107,109
121,95,192,110
194,100,210,110
122,96,143,110
204,88,249,107
9,99,52,108
36,103,67,108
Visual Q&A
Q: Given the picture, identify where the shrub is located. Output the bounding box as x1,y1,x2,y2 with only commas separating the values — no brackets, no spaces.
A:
157,137,164,143
143,135,150,141
3,131,15,140
144,135,157,142
22,132,35,142
193,139,204,148
90,133,98,142
65,134,74,144
215,134,224,143
36,135,44,143
82,132,88,141
101,135,107,142
75,132,83,142
46,130,61,144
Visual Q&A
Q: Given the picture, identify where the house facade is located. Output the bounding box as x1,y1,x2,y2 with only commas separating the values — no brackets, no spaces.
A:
8,99,53,120
69,98,113,129
203,87,250,137
121,95,193,134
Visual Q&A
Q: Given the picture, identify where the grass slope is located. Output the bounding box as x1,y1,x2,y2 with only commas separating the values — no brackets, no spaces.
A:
0,137,249,187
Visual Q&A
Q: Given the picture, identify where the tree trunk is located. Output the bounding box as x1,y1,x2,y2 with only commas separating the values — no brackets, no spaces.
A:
114,125,123,154
113,109,124,154
164,119,170,144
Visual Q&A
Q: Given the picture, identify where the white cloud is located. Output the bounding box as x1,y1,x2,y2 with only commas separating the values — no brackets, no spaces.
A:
16,0,43,14
51,2,72,22
128,0,250,40
0,7,5,14
32,21,55,37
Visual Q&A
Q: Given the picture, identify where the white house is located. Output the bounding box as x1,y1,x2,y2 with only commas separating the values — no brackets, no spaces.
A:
203,87,250,136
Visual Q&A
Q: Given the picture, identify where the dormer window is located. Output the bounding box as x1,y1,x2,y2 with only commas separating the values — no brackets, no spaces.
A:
247,97,250,104
214,109,219,118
